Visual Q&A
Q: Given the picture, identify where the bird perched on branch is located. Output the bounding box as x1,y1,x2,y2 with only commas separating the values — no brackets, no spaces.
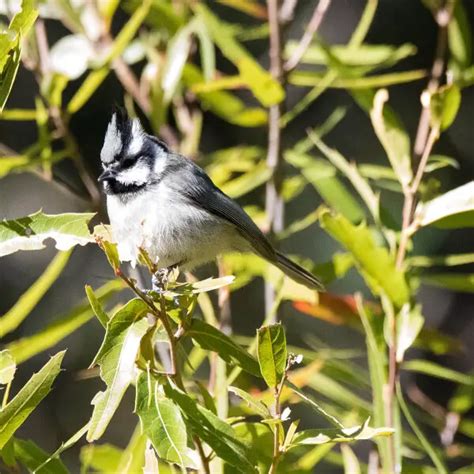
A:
98,109,323,291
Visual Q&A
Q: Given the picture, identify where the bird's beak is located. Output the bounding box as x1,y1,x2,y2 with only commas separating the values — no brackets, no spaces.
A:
98,169,117,182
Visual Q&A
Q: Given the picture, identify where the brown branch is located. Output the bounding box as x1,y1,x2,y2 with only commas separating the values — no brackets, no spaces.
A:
283,0,332,72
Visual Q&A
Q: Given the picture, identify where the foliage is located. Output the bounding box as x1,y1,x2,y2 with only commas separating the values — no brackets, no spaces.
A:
0,0,473,473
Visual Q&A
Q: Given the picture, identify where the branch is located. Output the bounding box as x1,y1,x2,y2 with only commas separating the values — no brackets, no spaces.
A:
283,0,332,72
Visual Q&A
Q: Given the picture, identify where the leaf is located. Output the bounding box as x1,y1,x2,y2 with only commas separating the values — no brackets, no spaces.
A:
182,64,267,127
115,424,147,473
415,181,474,229
0,351,65,449
187,319,260,377
164,381,257,473
0,42,21,112
448,1,472,71
396,304,424,363
143,443,159,474
369,89,412,187
402,360,474,386
0,250,71,338
191,275,235,293
80,443,122,473
341,444,361,474
6,280,123,364
289,69,426,89
87,299,150,441
320,210,409,307
0,211,94,257
135,372,198,469
257,324,287,388
85,284,109,328
0,350,16,385
421,273,474,293
285,151,365,222
430,84,461,131
286,381,345,429
396,382,448,474
216,0,267,19
290,418,393,447
14,438,68,474
196,5,284,107
220,162,272,199
228,386,270,419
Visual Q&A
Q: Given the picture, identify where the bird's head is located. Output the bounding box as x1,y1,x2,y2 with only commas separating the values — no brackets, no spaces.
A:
98,108,169,195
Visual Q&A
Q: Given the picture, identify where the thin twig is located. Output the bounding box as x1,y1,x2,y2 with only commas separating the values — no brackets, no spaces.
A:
283,0,332,72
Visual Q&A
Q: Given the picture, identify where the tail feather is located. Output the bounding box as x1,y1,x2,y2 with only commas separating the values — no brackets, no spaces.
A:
275,251,324,291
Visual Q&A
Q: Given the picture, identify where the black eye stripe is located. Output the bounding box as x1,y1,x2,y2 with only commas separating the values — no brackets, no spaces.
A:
121,154,140,168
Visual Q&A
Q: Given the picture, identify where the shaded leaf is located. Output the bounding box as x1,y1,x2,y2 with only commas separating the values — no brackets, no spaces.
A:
14,438,68,474
396,304,424,363
448,1,472,71
228,386,270,419
257,324,287,388
187,319,260,377
85,284,109,328
164,381,257,473
430,84,461,131
403,360,474,386
0,352,65,449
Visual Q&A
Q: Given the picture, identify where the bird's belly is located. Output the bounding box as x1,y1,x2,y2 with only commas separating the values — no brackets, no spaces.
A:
107,193,234,269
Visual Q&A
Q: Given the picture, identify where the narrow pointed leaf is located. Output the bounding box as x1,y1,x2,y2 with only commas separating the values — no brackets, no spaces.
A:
0,350,16,385
257,324,287,388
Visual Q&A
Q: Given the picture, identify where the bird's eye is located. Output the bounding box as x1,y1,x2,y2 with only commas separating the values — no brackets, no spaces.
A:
121,155,138,169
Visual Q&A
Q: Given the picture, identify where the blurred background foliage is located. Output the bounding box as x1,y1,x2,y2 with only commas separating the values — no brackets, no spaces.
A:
0,0,473,472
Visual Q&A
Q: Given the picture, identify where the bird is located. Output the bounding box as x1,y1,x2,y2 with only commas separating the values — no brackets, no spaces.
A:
98,109,323,291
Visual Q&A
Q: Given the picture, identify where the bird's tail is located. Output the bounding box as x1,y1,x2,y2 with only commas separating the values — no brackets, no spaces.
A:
275,251,324,291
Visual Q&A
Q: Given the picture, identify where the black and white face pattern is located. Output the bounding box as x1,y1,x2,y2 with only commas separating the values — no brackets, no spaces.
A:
99,110,169,195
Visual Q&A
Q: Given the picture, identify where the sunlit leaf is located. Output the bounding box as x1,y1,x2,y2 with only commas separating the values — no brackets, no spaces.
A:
0,351,65,449
80,443,122,473
0,350,16,385
85,284,109,328
320,210,409,307
430,84,461,131
0,250,71,338
216,0,267,19
396,304,424,362
257,324,287,388
87,299,150,441
228,386,270,419
369,89,412,187
187,319,260,377
403,359,474,386
415,181,474,229
341,444,361,474
164,381,257,473
135,372,198,469
0,211,94,257
0,42,21,111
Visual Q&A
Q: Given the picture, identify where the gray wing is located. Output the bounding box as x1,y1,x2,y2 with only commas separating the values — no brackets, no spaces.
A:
165,155,276,262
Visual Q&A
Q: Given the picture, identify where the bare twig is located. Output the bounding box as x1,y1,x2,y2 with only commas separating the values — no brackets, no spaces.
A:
283,0,332,72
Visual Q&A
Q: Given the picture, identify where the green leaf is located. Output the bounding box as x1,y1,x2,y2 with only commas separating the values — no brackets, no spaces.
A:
164,381,257,473
182,64,267,127
285,151,365,223
9,0,38,37
228,386,270,419
421,273,474,293
0,42,21,112
408,252,474,268
403,360,474,386
290,418,393,447
80,443,122,473
87,299,149,441
6,280,122,364
220,162,272,199
257,324,287,388
187,319,260,377
341,444,361,474
369,89,412,187
85,284,109,328
14,438,68,474
0,351,65,449
320,210,409,307
415,181,474,229
0,350,16,385
0,211,94,257
430,84,461,131
115,424,147,473
191,275,235,293
0,250,71,338
135,372,198,469
448,1,472,71
396,382,448,474
289,69,426,89
396,304,424,363
196,4,284,107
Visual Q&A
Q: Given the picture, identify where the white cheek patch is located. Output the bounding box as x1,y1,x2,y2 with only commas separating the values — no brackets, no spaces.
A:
117,164,149,185
101,114,122,164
